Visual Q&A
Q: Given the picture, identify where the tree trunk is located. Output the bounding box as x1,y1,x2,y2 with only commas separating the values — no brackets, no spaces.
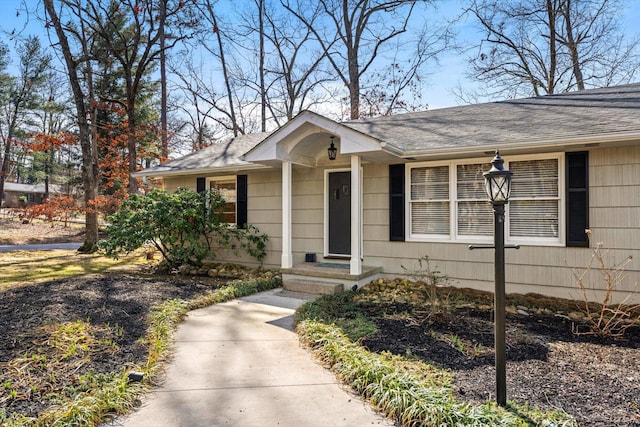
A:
127,98,138,193
546,0,558,94
259,0,266,131
43,0,99,252
0,141,10,208
561,0,585,90
212,12,240,136
160,0,169,159
348,59,360,119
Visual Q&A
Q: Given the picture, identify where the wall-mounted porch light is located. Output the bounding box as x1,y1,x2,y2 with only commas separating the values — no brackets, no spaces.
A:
328,136,337,160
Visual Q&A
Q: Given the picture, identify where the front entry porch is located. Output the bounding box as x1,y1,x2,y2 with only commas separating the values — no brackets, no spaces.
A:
281,262,383,295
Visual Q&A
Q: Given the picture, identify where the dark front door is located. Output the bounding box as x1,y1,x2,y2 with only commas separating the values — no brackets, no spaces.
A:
328,171,351,255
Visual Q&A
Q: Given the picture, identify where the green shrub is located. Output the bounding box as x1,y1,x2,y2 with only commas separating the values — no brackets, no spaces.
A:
98,189,269,268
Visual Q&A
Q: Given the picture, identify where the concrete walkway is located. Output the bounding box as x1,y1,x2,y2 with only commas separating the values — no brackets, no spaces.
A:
113,289,393,427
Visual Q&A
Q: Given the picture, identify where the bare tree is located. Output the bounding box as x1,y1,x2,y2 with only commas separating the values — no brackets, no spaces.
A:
282,0,438,119
465,0,639,99
159,0,169,159
78,0,195,193
42,0,100,251
0,36,51,207
193,0,244,137
243,0,333,125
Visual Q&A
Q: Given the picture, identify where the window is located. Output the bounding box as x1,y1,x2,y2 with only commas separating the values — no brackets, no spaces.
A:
410,166,450,236
407,154,564,245
456,163,493,236
509,158,560,240
208,177,237,224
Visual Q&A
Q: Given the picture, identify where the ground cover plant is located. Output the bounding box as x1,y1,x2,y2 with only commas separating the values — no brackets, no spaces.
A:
0,243,281,425
295,282,640,426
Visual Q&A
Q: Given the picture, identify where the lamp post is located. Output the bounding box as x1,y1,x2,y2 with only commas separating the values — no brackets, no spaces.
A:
483,150,513,407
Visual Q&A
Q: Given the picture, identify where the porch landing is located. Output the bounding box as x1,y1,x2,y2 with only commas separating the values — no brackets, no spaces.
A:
281,262,383,295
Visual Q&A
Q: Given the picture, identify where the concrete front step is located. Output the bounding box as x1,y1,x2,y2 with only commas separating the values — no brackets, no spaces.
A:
283,279,343,295
281,262,383,295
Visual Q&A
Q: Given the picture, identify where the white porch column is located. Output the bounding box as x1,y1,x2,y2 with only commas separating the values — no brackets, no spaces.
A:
350,155,362,275
281,161,293,268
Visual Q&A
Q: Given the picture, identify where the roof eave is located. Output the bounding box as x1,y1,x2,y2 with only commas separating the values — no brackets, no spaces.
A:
134,163,272,178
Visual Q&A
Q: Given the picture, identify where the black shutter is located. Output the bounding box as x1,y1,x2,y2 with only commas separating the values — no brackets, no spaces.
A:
196,177,206,193
566,152,589,247
237,175,248,229
389,164,405,241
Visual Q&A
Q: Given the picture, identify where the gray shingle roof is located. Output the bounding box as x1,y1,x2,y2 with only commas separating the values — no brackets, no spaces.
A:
140,84,640,177
138,132,271,177
344,83,640,155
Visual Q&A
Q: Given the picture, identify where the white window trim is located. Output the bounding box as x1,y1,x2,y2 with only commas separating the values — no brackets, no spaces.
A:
206,175,237,224
405,153,565,246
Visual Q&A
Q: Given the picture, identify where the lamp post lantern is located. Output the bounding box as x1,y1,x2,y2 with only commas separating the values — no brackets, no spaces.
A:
483,150,513,407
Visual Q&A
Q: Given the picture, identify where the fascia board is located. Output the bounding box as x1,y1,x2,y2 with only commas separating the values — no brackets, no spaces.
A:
133,163,271,178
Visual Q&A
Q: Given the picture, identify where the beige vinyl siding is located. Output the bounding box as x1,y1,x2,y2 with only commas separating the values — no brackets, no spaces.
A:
363,164,390,243
242,170,282,267
291,167,324,264
163,176,198,193
361,147,640,303
590,146,640,251
161,144,639,302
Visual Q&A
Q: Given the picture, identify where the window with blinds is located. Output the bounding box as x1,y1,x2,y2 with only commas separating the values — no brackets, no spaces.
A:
508,159,559,238
408,155,563,244
456,163,493,236
410,166,450,235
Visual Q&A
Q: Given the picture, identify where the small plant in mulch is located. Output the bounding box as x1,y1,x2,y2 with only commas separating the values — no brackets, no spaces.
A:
570,236,640,339
400,255,455,316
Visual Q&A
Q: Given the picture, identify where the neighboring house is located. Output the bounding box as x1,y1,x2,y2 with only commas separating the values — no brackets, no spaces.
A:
2,182,61,207
137,84,640,303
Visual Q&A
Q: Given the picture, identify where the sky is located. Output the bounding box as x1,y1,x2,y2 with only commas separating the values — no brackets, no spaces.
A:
1,0,639,110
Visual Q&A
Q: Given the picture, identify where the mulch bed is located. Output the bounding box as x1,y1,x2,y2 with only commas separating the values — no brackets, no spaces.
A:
361,303,640,426
0,273,229,419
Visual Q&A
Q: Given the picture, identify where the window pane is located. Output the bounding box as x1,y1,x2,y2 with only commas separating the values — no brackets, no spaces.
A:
411,201,449,234
411,166,449,200
210,180,237,223
510,159,558,198
457,163,487,200
457,201,493,236
510,200,558,237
